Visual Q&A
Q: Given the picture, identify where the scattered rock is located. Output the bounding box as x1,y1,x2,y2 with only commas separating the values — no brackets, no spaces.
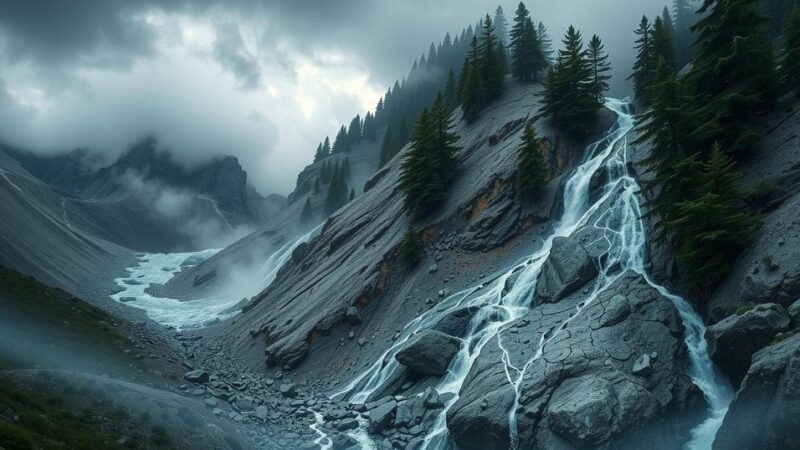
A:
346,306,362,325
368,400,397,433
184,369,209,384
632,353,652,377
423,387,444,409
395,330,462,376
279,383,297,398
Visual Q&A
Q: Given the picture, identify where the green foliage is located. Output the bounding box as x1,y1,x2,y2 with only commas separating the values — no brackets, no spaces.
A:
537,22,554,62
510,2,547,82
400,223,423,268
781,7,800,96
515,123,549,200
480,15,506,102
672,0,697,65
538,26,605,137
460,36,484,123
686,0,779,158
663,146,759,288
587,35,612,102
325,161,349,214
399,94,460,217
651,16,676,73
0,421,35,450
629,16,654,101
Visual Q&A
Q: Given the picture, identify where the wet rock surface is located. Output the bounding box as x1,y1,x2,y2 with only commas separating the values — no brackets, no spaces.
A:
447,272,701,450
706,303,791,384
395,329,462,377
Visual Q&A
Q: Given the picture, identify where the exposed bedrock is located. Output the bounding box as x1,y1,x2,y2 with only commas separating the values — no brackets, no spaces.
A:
713,333,800,450
447,272,702,450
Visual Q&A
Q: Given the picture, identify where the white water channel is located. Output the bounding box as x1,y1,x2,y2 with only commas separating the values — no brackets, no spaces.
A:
111,224,321,330
333,99,733,449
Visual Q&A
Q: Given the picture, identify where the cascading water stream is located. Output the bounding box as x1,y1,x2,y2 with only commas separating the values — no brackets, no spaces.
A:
333,99,733,449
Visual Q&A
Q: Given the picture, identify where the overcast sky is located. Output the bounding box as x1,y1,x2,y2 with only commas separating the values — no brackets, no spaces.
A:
0,0,670,195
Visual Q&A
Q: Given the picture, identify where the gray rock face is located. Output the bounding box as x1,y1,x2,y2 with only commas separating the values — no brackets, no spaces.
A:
787,299,800,329
395,330,462,377
706,303,790,384
368,400,397,433
547,377,614,447
714,334,800,450
533,235,598,304
447,272,699,450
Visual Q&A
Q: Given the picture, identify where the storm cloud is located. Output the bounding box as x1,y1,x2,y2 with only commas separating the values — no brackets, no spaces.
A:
0,0,672,194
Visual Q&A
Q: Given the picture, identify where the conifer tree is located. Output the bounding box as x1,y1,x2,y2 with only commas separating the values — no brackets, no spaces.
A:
494,5,510,47
662,6,676,36
672,0,697,65
313,143,324,162
481,15,505,102
379,125,396,167
538,22,555,62
320,160,331,184
538,26,600,137
444,69,458,110
511,3,546,82
587,35,612,103
362,112,377,141
332,126,349,154
322,137,331,157
460,36,484,123
325,162,349,214
629,16,654,101
348,115,362,143
400,223,423,268
300,197,314,224
687,0,779,157
651,16,676,73
664,145,758,287
781,7,800,97
516,123,549,200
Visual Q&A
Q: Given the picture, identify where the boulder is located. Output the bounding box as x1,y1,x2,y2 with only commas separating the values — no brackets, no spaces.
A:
368,400,397,433
706,303,790,384
787,299,800,329
432,306,479,338
547,376,614,447
423,387,444,409
714,333,800,450
395,330,462,377
183,369,209,384
534,236,598,304
279,382,297,398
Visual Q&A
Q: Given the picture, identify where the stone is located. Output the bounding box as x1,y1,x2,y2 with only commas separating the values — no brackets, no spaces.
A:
423,387,444,409
255,406,269,420
183,369,209,384
534,236,598,304
368,400,397,433
714,334,800,449
336,418,360,431
787,298,800,329
279,383,297,398
346,306,362,325
706,303,790,384
432,306,479,338
632,354,652,376
428,264,439,274
547,377,614,448
395,329,462,376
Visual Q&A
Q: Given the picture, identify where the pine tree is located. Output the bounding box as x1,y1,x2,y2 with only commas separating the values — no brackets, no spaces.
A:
460,36,484,123
672,0,696,66
781,7,800,96
662,5,676,36
379,125,397,167
516,123,549,200
400,223,423,268
322,137,331,158
629,16,654,101
332,126,349,154
362,111,377,141
325,162,349,215
481,14,505,102
494,5,510,48
511,3,546,82
587,35,611,103
651,16,676,73
348,115,362,144
313,142,324,162
687,0,779,157
538,26,600,137
538,22,555,62
664,145,758,287
444,69,458,110
300,197,314,224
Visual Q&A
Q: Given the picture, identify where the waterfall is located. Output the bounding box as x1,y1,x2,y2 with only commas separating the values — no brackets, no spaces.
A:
333,99,733,449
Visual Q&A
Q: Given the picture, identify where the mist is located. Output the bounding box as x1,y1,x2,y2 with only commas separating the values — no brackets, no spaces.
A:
0,0,675,195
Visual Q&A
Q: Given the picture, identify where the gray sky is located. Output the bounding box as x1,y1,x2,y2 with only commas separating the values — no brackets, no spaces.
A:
0,0,669,195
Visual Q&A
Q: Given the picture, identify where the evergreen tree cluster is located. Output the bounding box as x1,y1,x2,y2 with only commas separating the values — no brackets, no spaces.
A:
510,2,548,83
515,122,549,200
537,26,610,137
398,94,460,217
633,0,800,291
459,15,508,123
629,15,677,103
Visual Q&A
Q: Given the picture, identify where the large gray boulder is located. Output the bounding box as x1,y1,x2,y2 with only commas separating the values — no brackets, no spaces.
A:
395,329,462,377
447,272,700,450
714,333,800,450
534,235,598,304
706,303,790,384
